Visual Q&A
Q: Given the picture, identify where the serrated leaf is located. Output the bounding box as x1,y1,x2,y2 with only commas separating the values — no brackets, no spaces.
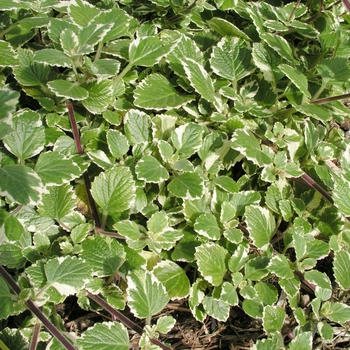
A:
106,129,129,159
231,129,272,166
328,302,350,323
245,205,276,249
268,254,294,279
228,245,249,273
35,151,82,185
82,80,113,114
135,155,169,183
0,165,42,205
156,316,176,334
195,243,228,286
0,277,14,319
134,73,194,110
60,28,79,57
113,220,141,240
261,33,297,64
304,270,332,301
47,80,88,100
316,57,350,84
81,235,125,277
202,295,230,322
153,260,190,299
213,176,239,193
208,17,251,41
91,166,135,214
279,64,310,98
77,322,129,350
194,213,221,240
38,184,76,220
288,331,312,350
332,174,350,215
295,104,332,123
0,87,19,126
168,172,204,199
0,40,19,67
182,58,216,102
263,305,285,333
333,250,350,290
129,36,172,66
0,243,26,269
210,37,255,82
171,123,204,158
124,109,151,146
85,58,120,77
127,271,168,321
33,49,72,67
3,110,45,162
68,0,99,27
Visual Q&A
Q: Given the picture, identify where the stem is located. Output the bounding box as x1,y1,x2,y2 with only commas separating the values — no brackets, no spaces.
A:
29,322,41,350
311,81,327,102
0,266,76,350
112,62,133,84
94,42,103,62
310,92,350,105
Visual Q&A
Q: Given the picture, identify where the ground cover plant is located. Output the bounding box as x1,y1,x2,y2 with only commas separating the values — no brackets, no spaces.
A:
1,0,350,348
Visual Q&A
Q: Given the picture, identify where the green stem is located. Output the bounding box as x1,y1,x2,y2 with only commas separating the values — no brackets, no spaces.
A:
311,81,327,102
94,42,103,62
113,62,133,83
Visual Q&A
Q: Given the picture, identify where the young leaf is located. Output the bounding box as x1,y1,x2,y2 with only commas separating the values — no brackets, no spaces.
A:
194,213,221,240
134,74,194,110
156,316,176,334
81,235,126,277
135,155,169,183
262,305,285,333
153,260,190,299
124,109,151,146
279,64,310,98
38,184,76,220
127,271,168,321
47,80,88,100
245,205,276,249
91,166,136,214
0,165,42,205
195,242,228,286
77,322,129,350
168,172,204,199
182,58,216,102
202,295,230,322
3,110,45,162
106,129,130,159
288,332,312,350
333,250,350,290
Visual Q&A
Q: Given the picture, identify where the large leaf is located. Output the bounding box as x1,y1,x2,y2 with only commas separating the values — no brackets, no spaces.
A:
263,305,285,333
68,0,100,27
0,277,14,319
135,155,169,183
106,129,130,159
245,205,276,249
316,57,350,85
47,80,88,100
134,74,194,110
127,271,168,322
82,80,113,114
168,172,204,199
91,166,136,214
124,109,151,146
0,40,19,67
194,213,221,240
33,49,72,67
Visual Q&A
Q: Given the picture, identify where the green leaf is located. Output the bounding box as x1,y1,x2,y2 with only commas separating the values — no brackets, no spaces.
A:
113,220,141,240
316,57,350,84
268,254,294,279
156,316,176,334
195,242,228,286
135,155,169,183
82,80,113,114
288,332,312,350
35,152,82,185
81,235,126,277
124,109,151,146
202,295,230,322
106,129,129,159
245,205,276,249
153,260,190,299
333,250,350,290
0,40,19,67
134,74,194,110
33,49,72,67
171,123,204,158
60,28,79,57
168,172,204,199
0,165,42,205
261,33,297,64
231,129,272,166
77,322,129,350
228,245,249,273
262,305,285,333
194,213,221,240
0,277,14,319
91,166,136,214
3,110,45,162
295,104,332,123
68,0,100,27
279,64,310,98
47,80,88,100
182,58,216,102
0,87,19,137
213,176,239,193
304,270,332,301
210,37,255,82
328,302,350,323
0,243,26,269
38,184,76,220
332,174,350,216
207,18,251,41
129,36,172,66
127,271,168,321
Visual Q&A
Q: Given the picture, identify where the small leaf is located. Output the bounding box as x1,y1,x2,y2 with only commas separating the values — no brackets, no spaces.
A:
316,57,350,84
33,49,72,67
156,316,176,334
82,80,113,114
135,155,169,183
106,129,130,159
0,40,19,67
182,58,216,102
124,109,151,146
81,235,126,277
38,184,76,220
245,205,276,249
134,73,194,110
202,295,230,322
77,322,129,350
195,242,228,286
153,260,190,299
328,302,350,323
0,277,14,319
263,305,285,333
168,172,204,199
279,64,310,98
333,250,350,290
47,80,88,100
332,174,350,216
194,213,221,240
213,176,239,193
68,0,99,27
295,104,332,123
0,165,42,205
288,332,312,350
208,18,251,41
91,166,135,214
268,254,294,279
127,271,168,321
304,270,332,301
